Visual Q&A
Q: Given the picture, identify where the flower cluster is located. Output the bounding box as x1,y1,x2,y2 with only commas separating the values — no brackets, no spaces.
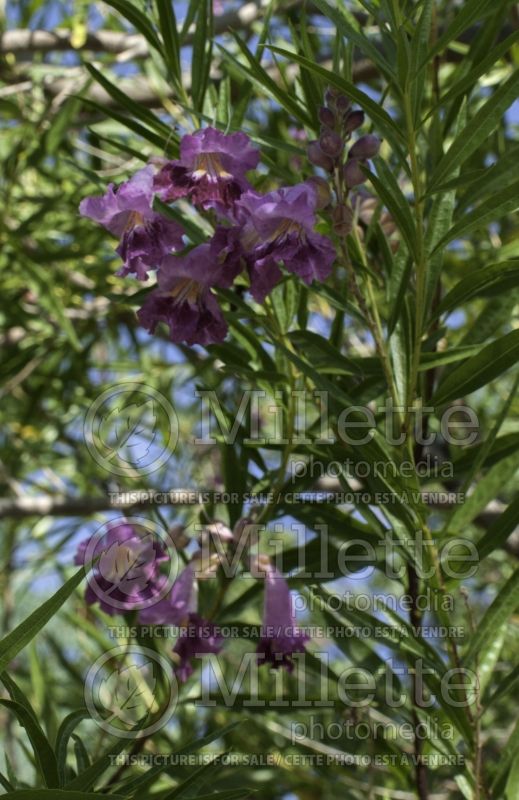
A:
75,521,309,682
80,126,336,345
307,89,381,188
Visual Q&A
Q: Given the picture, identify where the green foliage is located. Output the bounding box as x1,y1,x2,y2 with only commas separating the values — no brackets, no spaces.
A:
1,0,519,798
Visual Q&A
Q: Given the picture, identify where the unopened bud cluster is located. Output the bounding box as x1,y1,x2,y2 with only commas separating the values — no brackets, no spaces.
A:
307,88,381,189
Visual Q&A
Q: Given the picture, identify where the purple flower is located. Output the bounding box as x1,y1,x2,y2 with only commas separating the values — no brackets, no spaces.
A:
257,565,309,671
139,563,197,625
75,522,169,616
153,127,259,213
137,243,236,345
172,614,224,682
236,183,336,301
79,166,184,280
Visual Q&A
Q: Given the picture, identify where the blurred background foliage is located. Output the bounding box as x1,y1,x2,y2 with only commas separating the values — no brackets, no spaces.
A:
1,1,519,799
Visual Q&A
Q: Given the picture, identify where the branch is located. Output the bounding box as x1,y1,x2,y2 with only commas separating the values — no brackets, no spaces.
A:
0,1,305,57
0,492,202,519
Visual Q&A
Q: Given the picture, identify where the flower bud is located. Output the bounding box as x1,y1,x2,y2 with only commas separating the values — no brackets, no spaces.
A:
336,95,351,115
319,128,344,158
305,176,332,210
307,140,334,171
349,134,381,159
332,204,354,236
343,109,365,134
324,86,340,106
343,158,368,187
318,106,336,128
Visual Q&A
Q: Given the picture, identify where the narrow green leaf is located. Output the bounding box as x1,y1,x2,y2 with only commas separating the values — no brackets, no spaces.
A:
429,70,519,190
156,0,181,85
84,64,172,139
424,102,466,311
366,158,418,261
432,31,519,117
103,0,164,55
55,709,91,786
79,97,171,153
0,699,59,788
478,621,507,696
477,493,519,561
492,716,519,795
435,261,519,317
219,40,312,127
431,329,519,406
162,753,226,799
422,0,495,67
446,450,519,532
465,569,519,666
311,0,395,80
0,566,85,674
409,0,433,123
64,736,131,791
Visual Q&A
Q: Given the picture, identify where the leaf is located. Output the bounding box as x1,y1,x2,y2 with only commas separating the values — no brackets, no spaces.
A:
434,260,519,317
103,0,164,55
99,662,156,725
311,0,395,80
116,722,243,796
162,754,227,799
506,752,519,800
366,158,418,261
422,0,495,67
431,329,519,407
0,566,85,674
477,493,519,561
191,0,213,111
477,621,507,696
78,97,170,153
64,736,132,791
72,735,91,774
464,568,519,666
446,450,519,532
0,699,59,788
409,0,433,123
492,716,519,795
98,400,157,463
433,178,519,251
424,102,466,312
156,0,181,86
84,64,172,139
429,70,519,190
23,259,81,352
55,709,91,786
219,39,312,128
432,30,519,116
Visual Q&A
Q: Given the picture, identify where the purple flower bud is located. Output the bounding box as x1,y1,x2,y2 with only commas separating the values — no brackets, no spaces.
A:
324,86,340,106
343,110,365,134
336,95,351,115
343,158,368,187
349,134,382,159
307,140,334,171
318,129,344,159
318,106,336,128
